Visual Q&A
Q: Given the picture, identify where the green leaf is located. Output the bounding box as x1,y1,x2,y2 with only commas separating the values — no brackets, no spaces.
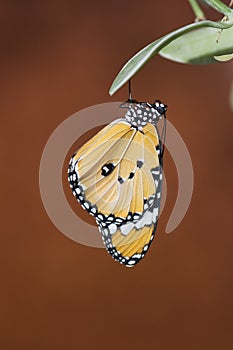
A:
214,53,233,61
109,18,233,95
159,25,233,64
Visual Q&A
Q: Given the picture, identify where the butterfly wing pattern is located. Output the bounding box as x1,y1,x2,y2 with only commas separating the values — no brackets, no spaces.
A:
68,100,167,267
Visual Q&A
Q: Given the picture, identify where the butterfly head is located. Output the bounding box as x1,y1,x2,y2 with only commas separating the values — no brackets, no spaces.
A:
152,100,167,116
125,99,167,128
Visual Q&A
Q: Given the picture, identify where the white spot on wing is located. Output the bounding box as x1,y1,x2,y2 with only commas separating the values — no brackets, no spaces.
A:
132,253,142,259
75,188,81,195
135,210,153,229
84,202,89,209
153,207,159,222
108,224,117,234
127,260,136,265
120,222,135,236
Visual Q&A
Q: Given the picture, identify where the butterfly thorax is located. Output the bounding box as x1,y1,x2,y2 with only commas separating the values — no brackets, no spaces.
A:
124,100,167,128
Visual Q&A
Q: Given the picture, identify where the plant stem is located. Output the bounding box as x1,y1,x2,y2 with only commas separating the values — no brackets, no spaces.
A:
189,0,206,20
203,0,233,16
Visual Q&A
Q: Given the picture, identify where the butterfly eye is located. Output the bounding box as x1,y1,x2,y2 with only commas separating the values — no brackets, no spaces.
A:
101,163,115,176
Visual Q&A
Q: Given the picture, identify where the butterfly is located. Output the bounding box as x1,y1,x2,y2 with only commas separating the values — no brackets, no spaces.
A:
68,99,167,267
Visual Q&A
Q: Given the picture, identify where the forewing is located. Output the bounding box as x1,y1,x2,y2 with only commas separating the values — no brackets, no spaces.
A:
68,120,161,222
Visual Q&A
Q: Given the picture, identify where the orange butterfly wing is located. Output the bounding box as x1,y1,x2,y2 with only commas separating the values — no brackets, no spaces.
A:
68,117,163,267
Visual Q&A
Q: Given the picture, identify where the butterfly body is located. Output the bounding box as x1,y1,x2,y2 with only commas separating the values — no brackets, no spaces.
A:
68,100,167,267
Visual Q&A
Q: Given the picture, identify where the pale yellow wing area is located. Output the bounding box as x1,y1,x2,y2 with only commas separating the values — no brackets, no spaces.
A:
112,225,154,256
71,119,161,218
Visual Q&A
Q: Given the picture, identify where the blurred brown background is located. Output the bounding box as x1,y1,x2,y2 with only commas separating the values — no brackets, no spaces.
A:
1,1,233,349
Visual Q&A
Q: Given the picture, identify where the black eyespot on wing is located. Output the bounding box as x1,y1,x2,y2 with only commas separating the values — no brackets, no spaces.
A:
118,176,124,184
128,172,134,179
137,160,143,168
101,163,115,176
